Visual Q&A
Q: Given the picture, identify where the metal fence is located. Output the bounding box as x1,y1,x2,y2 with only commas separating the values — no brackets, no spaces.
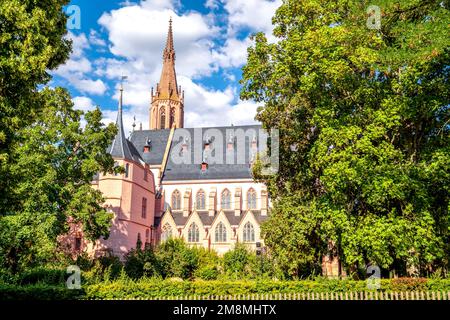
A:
102,291,450,300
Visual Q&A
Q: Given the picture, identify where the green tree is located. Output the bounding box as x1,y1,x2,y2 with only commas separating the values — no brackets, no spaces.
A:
241,0,449,277
0,88,117,272
0,0,71,208
155,239,199,279
223,244,251,279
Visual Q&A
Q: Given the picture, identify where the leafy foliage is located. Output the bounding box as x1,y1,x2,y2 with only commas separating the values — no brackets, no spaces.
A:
0,0,71,204
0,88,117,272
241,0,450,276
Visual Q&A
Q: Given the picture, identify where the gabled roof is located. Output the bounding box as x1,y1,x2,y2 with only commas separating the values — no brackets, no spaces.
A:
163,124,262,181
130,124,263,181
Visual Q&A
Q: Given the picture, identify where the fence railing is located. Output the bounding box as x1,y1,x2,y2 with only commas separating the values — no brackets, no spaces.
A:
100,291,450,300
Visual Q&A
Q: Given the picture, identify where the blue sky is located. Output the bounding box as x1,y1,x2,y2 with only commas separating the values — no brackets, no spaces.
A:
52,0,281,134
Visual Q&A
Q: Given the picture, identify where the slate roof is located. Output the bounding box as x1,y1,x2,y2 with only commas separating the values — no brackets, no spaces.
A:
224,211,242,226
198,211,215,226
164,125,262,181
166,210,269,227
129,129,171,165
107,89,143,163
129,124,264,181
171,212,189,226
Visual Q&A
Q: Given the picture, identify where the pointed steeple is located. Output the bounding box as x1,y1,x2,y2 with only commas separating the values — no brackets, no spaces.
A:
150,18,184,130
156,17,179,100
108,78,135,160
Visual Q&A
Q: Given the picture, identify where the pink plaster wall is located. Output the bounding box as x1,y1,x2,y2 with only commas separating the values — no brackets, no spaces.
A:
86,159,156,258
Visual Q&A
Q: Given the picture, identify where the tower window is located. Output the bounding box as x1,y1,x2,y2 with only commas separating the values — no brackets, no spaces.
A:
125,163,129,178
74,237,81,251
142,197,147,219
160,108,166,129
170,108,175,128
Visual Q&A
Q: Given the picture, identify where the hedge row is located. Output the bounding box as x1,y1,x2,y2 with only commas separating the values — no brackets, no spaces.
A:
0,284,85,300
2,278,450,300
84,278,450,300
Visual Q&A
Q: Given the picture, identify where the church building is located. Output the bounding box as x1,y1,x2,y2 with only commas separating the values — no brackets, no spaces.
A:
85,19,271,257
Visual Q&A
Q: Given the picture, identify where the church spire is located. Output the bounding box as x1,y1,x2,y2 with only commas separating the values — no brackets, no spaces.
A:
108,77,134,160
150,18,184,130
163,17,175,61
155,17,179,100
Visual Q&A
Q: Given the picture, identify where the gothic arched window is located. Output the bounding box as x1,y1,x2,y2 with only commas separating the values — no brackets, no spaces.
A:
160,108,166,129
221,189,231,210
188,223,199,243
247,188,257,209
243,222,255,242
170,108,176,128
161,224,172,242
215,222,227,242
171,190,181,210
196,189,206,210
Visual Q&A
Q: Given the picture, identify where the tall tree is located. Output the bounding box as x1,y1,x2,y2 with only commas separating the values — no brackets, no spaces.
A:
0,0,71,209
0,1,118,272
0,88,117,272
242,0,449,277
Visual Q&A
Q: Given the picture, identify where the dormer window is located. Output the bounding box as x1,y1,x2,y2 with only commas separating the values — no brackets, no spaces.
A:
251,134,257,150
201,161,208,172
227,133,234,150
181,137,189,153
204,135,211,150
143,138,152,153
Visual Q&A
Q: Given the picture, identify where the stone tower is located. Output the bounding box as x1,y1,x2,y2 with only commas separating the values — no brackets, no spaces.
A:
150,18,184,130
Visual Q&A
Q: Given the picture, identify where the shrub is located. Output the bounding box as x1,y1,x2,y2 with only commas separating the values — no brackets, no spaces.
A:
195,265,219,280
156,239,199,279
18,267,66,286
0,284,85,300
124,246,160,279
223,244,251,279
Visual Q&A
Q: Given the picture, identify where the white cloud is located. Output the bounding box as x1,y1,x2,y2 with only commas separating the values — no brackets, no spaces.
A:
72,78,108,95
98,3,218,79
54,57,92,78
55,0,282,133
89,29,106,47
223,0,281,37
54,32,108,95
72,96,95,112
68,31,90,58
213,37,251,68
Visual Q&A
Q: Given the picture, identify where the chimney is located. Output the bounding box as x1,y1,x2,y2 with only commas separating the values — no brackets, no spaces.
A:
201,161,208,172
